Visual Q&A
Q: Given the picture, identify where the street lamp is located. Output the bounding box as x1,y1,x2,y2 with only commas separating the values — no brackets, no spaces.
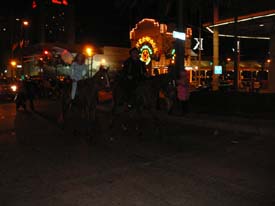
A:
86,47,92,57
20,20,30,76
10,60,17,67
85,47,93,77
23,21,29,27
10,60,17,77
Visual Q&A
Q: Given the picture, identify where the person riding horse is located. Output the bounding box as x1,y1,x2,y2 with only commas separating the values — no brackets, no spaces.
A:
120,47,147,108
70,53,88,102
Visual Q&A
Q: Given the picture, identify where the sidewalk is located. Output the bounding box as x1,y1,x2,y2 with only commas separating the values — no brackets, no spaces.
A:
34,99,275,137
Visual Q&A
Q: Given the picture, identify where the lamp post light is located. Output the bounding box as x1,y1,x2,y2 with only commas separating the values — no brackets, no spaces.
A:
85,47,93,77
10,60,17,77
10,60,17,67
23,21,29,27
21,20,30,76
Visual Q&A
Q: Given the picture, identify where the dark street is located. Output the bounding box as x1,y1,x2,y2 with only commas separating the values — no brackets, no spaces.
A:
0,100,274,206
1,0,275,205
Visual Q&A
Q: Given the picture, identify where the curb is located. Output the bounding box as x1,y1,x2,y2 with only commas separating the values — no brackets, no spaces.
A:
158,114,275,137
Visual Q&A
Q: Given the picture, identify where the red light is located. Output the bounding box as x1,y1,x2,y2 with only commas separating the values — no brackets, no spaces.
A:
52,0,68,5
32,0,37,9
44,50,49,55
52,0,62,4
63,0,68,5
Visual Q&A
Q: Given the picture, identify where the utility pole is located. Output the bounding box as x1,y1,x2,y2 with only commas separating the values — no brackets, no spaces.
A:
233,15,239,91
198,11,202,86
212,2,220,91
175,0,185,77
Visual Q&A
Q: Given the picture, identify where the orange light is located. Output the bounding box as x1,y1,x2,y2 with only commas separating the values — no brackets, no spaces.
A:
186,28,192,38
227,58,231,62
10,60,17,67
267,59,271,63
39,57,43,61
23,21,29,26
44,50,49,55
85,47,92,56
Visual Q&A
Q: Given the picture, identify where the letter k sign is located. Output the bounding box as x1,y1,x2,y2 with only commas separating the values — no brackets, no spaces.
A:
193,38,204,50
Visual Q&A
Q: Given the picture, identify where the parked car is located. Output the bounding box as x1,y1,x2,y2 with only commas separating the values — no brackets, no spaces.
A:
0,78,18,100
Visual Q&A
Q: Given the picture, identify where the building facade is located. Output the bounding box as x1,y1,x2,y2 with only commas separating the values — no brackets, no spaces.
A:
129,18,194,76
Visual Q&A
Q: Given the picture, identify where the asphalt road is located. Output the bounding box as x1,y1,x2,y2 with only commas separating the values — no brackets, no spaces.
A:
0,101,274,206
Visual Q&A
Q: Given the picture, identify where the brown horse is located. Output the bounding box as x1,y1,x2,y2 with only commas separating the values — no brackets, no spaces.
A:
58,68,111,123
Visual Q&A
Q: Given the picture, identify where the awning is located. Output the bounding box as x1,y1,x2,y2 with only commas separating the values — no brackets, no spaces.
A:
203,10,275,40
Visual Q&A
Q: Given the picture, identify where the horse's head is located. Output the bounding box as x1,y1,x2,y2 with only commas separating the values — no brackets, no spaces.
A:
93,67,111,90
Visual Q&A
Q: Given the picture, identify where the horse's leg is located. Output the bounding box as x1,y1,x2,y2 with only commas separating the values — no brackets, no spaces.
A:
58,95,68,124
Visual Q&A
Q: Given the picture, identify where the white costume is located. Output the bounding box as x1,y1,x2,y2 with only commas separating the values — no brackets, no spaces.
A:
70,62,87,100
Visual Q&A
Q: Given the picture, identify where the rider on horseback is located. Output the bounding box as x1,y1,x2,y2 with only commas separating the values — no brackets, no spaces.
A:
70,53,88,101
121,47,147,108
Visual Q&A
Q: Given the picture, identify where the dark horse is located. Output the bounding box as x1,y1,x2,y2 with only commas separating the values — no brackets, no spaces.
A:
110,72,176,133
58,68,111,123
112,72,176,115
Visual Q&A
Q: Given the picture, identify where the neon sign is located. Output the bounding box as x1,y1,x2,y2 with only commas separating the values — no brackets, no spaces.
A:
136,36,158,54
52,0,68,6
140,45,153,65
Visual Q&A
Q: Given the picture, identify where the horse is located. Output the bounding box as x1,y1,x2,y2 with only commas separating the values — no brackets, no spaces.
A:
110,72,176,134
111,72,176,114
58,68,111,123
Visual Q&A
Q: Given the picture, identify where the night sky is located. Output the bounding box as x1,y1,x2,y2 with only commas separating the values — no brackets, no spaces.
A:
1,0,275,60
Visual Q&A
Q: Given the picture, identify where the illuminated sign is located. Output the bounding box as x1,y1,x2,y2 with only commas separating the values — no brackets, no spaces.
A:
136,36,158,54
186,28,192,38
173,31,186,40
52,0,68,6
214,65,223,74
140,45,153,65
193,38,204,50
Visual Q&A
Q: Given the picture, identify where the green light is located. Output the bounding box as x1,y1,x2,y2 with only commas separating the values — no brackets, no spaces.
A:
171,49,175,55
